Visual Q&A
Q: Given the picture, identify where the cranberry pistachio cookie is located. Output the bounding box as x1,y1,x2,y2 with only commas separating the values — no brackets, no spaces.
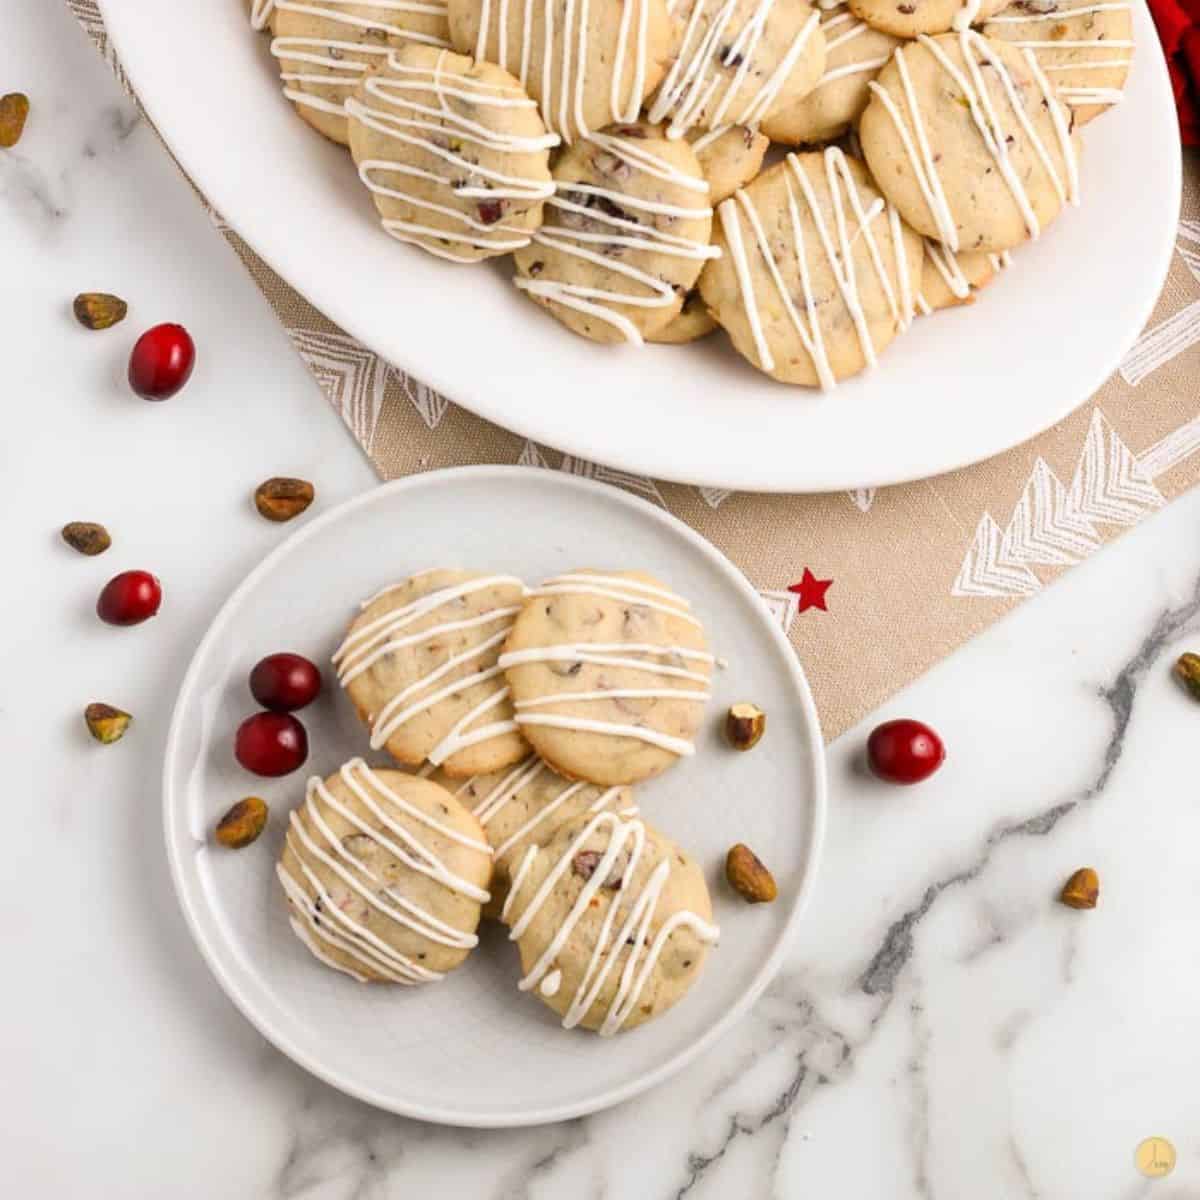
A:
346,45,558,262
762,2,900,145
848,0,1008,38
512,124,718,344
700,148,922,388
334,569,530,777
647,0,827,135
647,290,719,344
860,31,1081,253
277,759,493,983
446,0,675,141
432,758,637,915
915,240,1009,312
499,569,715,785
266,0,452,145
982,0,1134,125
501,811,719,1033
689,125,770,204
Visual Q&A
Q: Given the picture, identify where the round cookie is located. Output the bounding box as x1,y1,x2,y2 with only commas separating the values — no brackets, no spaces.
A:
446,0,675,141
278,759,493,983
689,124,770,204
499,569,714,785
647,0,827,136
915,240,1011,311
512,124,718,344
762,2,901,145
860,31,1081,253
983,0,1134,126
334,569,530,777
433,758,637,916
847,0,1008,38
501,812,719,1034
700,148,922,388
647,290,719,343
346,45,557,263
269,0,452,145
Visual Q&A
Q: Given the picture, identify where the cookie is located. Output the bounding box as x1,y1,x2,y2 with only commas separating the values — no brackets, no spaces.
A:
762,2,900,144
860,31,1081,253
983,0,1134,125
689,124,770,204
446,0,675,141
334,569,530,777
699,148,922,387
647,290,719,343
270,0,452,145
249,0,276,31
499,569,714,785
512,124,718,344
278,759,493,983
915,240,1002,311
501,812,718,1033
346,45,558,262
434,757,637,916
647,0,826,136
848,0,1008,38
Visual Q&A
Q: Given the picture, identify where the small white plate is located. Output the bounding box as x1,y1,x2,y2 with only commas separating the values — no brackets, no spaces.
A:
100,0,1179,492
163,467,826,1125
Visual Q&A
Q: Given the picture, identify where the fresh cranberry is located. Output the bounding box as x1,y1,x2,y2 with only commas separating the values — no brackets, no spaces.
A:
96,570,162,625
235,711,308,776
128,323,195,400
867,719,945,785
249,653,322,712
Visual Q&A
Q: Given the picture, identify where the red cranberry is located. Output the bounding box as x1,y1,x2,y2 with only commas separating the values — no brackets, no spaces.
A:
96,570,162,625
249,653,322,712
128,323,195,400
867,719,945,785
235,711,308,776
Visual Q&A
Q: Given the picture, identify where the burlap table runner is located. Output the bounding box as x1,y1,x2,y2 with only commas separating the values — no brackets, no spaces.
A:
71,1,1200,739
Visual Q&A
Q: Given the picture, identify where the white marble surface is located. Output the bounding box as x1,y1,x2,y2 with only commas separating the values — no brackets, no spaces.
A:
5,5,1200,1197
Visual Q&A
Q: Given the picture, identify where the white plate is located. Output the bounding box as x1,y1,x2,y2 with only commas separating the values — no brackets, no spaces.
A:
163,467,826,1125
99,1,1180,492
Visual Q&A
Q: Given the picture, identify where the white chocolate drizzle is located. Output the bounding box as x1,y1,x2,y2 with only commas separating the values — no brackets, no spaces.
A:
515,135,719,345
278,758,490,985
256,0,453,123
333,573,527,766
503,811,719,1035
867,30,1080,252
648,0,822,138
344,49,560,262
813,3,893,88
717,146,914,389
915,241,1011,313
472,0,657,140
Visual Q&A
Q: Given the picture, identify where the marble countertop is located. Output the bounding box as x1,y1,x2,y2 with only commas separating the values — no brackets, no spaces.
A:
6,5,1200,1197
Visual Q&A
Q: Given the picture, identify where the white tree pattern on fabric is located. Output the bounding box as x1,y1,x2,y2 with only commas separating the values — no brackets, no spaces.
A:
517,439,551,468
558,457,667,508
396,372,450,431
847,488,876,513
698,488,733,509
758,589,801,635
1120,221,1200,386
286,328,387,451
953,409,1172,598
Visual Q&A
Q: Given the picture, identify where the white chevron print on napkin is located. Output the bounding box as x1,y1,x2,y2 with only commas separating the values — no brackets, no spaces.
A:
847,488,876,513
286,328,387,451
1179,220,1200,283
758,589,801,635
397,373,449,430
66,0,132,93
558,457,667,507
517,439,550,468
953,410,1167,597
698,487,732,509
1120,223,1200,385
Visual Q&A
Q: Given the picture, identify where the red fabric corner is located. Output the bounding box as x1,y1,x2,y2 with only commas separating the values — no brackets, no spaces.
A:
1150,0,1200,144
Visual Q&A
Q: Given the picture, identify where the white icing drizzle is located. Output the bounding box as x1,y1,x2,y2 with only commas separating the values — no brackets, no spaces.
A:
986,1,1132,109
915,241,1011,313
867,31,1079,252
472,0,656,139
504,811,719,1035
648,0,821,138
515,133,719,346
539,968,563,996
333,574,526,765
278,758,490,985
952,0,983,33
344,49,559,262
717,146,914,389
261,0,452,123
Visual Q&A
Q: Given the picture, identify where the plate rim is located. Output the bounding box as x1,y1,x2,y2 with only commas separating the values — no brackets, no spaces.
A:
97,1,1182,493
161,465,829,1126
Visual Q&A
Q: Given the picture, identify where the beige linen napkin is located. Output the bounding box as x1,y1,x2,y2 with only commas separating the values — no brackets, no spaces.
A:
70,0,1200,738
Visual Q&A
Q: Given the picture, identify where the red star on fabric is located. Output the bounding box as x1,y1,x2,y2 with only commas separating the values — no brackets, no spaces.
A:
788,568,833,614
